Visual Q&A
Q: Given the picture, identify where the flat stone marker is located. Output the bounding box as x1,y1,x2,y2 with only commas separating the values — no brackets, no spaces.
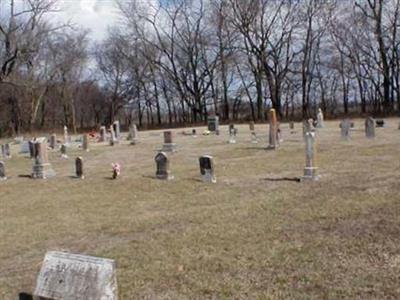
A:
268,108,279,149
155,152,173,180
33,251,118,300
365,117,375,139
0,161,6,180
302,132,319,181
199,155,216,183
207,115,219,133
75,157,84,179
162,131,177,152
316,108,324,128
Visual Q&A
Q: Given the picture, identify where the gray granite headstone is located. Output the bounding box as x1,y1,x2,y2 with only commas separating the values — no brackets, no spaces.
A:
129,124,138,145
155,152,173,180
32,140,55,179
1,143,11,159
113,121,121,140
50,134,57,150
100,126,107,142
207,116,219,133
199,155,216,183
162,131,176,152
75,157,84,179
33,251,118,300
340,119,351,140
82,134,89,151
0,161,6,180
365,117,375,139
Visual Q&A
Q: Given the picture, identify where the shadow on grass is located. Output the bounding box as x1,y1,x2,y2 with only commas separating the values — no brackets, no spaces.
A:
262,177,301,182
18,175,32,178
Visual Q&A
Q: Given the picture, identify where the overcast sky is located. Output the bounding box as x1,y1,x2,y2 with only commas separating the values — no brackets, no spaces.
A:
56,0,121,40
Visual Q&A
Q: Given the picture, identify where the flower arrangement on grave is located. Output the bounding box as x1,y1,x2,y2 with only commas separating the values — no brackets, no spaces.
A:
111,163,121,179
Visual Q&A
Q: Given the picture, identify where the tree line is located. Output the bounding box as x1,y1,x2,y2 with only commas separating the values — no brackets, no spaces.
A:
1,0,400,136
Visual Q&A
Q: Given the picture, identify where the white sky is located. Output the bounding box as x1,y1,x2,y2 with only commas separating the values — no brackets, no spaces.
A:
55,0,120,40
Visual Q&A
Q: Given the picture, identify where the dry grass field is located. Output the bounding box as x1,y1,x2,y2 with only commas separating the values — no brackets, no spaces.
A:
1,119,400,299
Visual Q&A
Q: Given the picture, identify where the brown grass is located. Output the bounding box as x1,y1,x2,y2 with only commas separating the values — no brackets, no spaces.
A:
1,119,400,299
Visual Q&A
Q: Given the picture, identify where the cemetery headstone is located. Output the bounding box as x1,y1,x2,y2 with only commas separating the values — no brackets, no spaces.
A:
29,140,37,159
249,122,258,143
207,116,219,133
302,132,319,181
365,117,375,139
340,119,351,140
375,119,385,127
63,126,68,145
289,121,295,130
1,143,11,159
82,134,89,151
268,108,278,149
162,131,177,152
0,161,6,180
316,108,324,128
228,124,236,144
32,139,55,179
113,121,121,140
49,134,57,150
60,144,68,159
110,126,117,146
100,126,107,142
20,141,30,154
129,124,138,145
199,155,216,183
75,157,84,179
155,152,173,180
192,129,197,137
33,251,118,300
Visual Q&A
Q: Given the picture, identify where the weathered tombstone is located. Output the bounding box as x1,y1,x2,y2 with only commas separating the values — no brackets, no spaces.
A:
75,157,84,179
33,251,118,300
110,126,117,146
375,119,385,128
129,124,138,145
82,134,89,151
60,144,68,159
340,119,351,140
249,122,258,143
365,117,375,139
29,140,37,159
113,120,121,140
32,140,55,179
162,131,177,152
268,108,278,149
192,129,197,137
49,134,57,150
199,155,216,183
302,132,319,181
228,124,236,144
0,161,6,180
1,143,11,159
63,125,69,145
20,141,30,154
155,152,173,180
100,126,107,142
207,115,219,133
316,108,324,128
289,121,295,130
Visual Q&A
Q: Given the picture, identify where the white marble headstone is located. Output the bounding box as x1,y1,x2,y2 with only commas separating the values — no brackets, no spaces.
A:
34,251,118,300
